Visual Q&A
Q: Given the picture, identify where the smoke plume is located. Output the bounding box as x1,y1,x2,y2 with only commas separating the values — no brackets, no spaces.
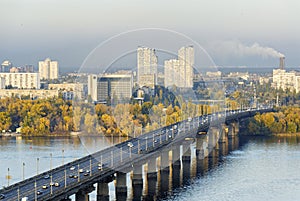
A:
210,40,284,58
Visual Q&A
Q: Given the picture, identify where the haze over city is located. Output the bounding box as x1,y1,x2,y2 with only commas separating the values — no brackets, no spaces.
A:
1,0,300,70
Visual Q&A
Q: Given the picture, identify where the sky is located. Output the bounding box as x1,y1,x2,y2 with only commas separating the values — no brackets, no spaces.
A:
1,0,300,72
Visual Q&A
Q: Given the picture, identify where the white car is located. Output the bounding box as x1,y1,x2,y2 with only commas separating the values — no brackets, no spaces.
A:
70,166,75,171
127,142,134,148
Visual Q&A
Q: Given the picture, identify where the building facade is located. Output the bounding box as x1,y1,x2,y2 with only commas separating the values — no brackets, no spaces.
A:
272,69,300,93
48,83,85,100
0,89,59,99
88,73,133,103
137,47,158,88
164,46,194,88
39,58,59,80
1,60,12,72
0,72,40,89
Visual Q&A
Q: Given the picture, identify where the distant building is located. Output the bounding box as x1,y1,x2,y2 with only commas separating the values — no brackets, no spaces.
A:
39,58,59,80
0,72,40,89
178,46,194,88
272,69,300,92
88,72,133,103
164,46,194,88
164,59,180,87
0,77,5,89
206,71,222,77
137,47,158,88
1,60,12,72
0,89,59,99
48,83,85,100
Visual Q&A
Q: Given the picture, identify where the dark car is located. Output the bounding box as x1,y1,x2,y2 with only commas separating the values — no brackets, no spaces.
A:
0,194,5,199
37,190,43,195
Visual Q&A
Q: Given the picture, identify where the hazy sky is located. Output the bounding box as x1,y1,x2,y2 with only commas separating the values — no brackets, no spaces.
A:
1,0,300,71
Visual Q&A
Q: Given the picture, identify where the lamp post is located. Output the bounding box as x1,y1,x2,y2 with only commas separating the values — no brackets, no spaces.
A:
37,158,39,175
7,168,10,186
22,162,25,181
50,153,52,171
62,149,64,166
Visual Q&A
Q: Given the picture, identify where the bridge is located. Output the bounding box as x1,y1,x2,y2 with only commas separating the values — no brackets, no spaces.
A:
0,108,274,201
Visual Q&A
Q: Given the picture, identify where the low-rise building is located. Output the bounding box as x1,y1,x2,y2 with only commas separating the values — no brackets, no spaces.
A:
0,72,40,89
0,89,59,99
48,83,85,100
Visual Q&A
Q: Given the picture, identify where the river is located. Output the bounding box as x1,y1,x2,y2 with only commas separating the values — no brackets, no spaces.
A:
0,135,299,201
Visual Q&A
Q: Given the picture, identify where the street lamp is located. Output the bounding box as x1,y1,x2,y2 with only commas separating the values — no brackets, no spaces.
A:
22,162,25,181
37,158,39,175
50,153,52,171
62,149,64,166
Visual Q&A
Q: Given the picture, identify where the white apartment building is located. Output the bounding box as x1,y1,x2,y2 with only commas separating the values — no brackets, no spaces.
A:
0,72,40,89
39,58,59,80
272,69,300,93
137,47,158,88
164,46,194,88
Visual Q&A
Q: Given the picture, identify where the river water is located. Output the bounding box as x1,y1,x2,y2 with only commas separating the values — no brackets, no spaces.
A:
0,135,300,201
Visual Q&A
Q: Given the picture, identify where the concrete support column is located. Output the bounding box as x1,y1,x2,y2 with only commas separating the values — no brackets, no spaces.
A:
116,172,127,198
132,164,143,200
171,146,181,188
147,157,157,179
160,150,170,172
97,182,109,201
196,136,208,159
228,122,239,138
208,127,219,149
196,156,208,176
145,157,157,200
182,143,191,183
218,124,228,143
75,190,89,201
219,139,228,157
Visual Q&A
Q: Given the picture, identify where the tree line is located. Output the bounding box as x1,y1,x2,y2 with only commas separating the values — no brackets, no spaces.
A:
247,106,300,135
0,97,217,136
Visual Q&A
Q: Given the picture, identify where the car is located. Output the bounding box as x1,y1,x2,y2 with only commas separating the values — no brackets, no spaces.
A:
0,194,5,199
21,197,28,201
37,190,43,195
43,174,50,179
69,175,74,178
70,166,75,171
127,142,134,148
79,169,84,173
54,182,59,187
42,185,48,189
84,170,90,176
73,175,78,179
49,182,55,186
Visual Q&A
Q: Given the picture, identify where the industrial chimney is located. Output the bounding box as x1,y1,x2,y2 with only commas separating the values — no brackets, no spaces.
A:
279,56,285,70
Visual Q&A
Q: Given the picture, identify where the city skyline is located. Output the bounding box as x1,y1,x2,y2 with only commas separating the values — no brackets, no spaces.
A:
1,0,300,69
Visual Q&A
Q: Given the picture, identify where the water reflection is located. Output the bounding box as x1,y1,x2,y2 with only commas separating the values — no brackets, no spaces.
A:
1,135,300,200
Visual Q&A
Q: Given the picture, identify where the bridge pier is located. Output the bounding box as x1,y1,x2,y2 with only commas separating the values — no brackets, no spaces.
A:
145,157,157,200
196,136,208,159
132,164,143,200
218,124,228,143
61,198,71,201
97,181,109,201
159,150,170,195
76,185,94,201
182,143,191,183
228,122,239,138
208,127,219,150
171,145,181,188
116,172,127,199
